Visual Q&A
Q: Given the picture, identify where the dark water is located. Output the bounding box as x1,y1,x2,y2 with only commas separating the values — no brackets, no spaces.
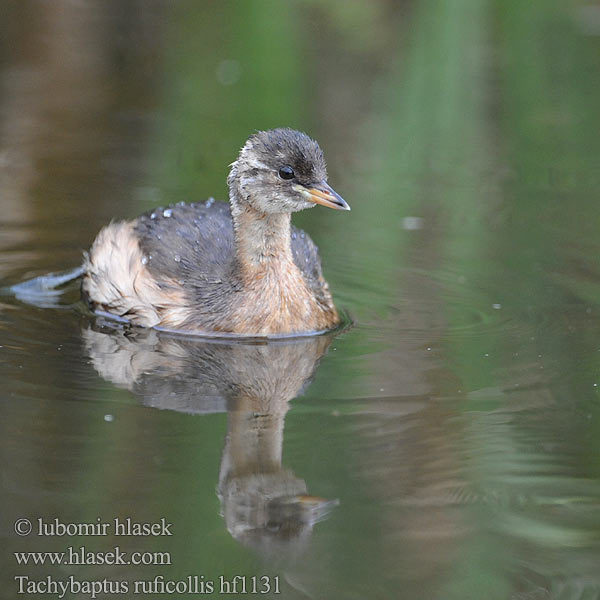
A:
2,1,600,599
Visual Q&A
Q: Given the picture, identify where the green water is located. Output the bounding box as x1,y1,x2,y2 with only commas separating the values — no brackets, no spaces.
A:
1,1,600,598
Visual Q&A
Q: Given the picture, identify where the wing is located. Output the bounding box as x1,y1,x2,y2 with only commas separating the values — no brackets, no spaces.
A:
133,200,236,285
134,200,333,310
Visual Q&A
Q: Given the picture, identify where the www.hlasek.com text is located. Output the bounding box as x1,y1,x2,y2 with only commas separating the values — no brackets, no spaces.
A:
15,545,170,566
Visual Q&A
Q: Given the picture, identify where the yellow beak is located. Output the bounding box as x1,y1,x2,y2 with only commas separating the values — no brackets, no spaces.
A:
300,182,351,211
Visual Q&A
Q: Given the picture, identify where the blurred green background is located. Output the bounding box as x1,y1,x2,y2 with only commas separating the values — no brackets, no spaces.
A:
2,1,600,599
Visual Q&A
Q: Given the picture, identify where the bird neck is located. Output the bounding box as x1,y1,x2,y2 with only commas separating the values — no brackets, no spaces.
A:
231,203,294,273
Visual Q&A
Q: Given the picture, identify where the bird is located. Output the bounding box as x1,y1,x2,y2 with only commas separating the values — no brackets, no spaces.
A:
81,128,350,336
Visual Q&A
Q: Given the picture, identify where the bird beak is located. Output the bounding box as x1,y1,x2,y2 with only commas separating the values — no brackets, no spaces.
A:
299,182,351,211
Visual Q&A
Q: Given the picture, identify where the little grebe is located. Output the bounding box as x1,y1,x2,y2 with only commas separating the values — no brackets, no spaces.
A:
82,128,350,336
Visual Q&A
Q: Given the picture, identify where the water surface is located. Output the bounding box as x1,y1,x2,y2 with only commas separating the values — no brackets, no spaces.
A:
2,1,600,599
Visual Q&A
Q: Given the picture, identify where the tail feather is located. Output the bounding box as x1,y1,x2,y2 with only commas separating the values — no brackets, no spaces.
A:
7,266,84,308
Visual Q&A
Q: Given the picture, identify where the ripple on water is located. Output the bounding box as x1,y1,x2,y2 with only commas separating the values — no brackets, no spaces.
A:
345,261,587,349
293,389,600,595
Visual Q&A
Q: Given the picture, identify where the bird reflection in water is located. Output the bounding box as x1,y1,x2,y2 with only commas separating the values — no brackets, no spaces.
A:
82,323,338,555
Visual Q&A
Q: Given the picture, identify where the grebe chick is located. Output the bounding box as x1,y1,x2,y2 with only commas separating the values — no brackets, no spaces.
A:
82,128,350,336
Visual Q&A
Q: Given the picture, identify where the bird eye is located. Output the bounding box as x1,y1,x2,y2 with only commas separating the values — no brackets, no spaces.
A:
278,165,295,180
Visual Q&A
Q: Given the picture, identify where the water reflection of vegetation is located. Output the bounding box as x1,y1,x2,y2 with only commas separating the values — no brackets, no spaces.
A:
3,0,600,597
361,0,600,597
